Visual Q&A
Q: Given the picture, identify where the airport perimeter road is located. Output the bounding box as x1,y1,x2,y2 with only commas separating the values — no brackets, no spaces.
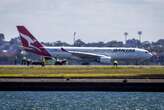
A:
0,78,164,92
0,78,164,83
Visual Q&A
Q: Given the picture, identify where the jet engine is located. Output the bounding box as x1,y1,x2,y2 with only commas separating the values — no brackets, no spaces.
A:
98,56,111,64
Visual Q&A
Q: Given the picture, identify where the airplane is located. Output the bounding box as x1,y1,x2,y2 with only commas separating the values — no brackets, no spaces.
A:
16,26,152,65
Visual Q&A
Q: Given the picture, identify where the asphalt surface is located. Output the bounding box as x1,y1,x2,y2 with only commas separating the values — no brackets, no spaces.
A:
0,78,164,83
0,78,164,92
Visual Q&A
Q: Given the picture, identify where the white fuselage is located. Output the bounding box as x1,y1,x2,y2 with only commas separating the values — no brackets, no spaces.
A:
45,47,152,62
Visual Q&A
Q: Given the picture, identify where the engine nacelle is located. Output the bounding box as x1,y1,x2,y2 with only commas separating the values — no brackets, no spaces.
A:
99,56,111,64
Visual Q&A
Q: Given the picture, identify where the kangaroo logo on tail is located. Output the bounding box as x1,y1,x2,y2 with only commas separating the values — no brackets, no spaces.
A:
17,26,51,57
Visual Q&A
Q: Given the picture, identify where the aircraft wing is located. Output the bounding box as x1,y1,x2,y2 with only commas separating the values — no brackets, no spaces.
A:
69,51,100,60
61,48,111,63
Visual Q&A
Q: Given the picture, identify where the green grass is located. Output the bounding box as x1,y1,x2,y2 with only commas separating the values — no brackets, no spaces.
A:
0,65,164,78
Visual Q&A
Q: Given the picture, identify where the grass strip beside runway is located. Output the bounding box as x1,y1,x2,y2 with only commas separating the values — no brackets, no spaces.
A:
0,65,164,78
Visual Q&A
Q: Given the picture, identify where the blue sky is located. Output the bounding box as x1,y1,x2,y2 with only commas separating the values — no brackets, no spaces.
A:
0,0,164,43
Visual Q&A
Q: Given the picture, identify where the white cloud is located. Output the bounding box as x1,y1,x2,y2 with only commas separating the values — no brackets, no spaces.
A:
0,0,164,43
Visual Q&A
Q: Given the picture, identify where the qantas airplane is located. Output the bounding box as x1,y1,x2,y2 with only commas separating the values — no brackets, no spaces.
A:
16,26,152,65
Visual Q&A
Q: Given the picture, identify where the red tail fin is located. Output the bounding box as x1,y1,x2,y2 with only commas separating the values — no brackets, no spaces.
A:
17,26,51,57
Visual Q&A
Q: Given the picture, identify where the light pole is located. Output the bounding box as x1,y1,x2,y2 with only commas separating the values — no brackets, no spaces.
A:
124,32,128,44
73,32,76,46
138,31,142,48
138,31,142,43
